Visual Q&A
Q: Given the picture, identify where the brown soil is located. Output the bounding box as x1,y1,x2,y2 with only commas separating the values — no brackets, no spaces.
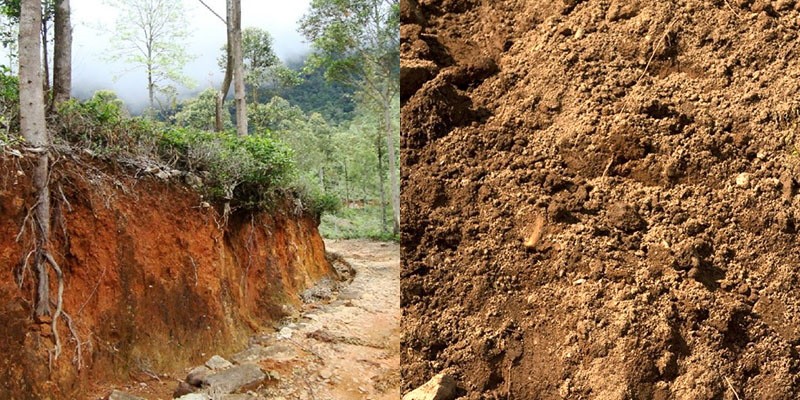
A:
0,155,332,399
257,239,400,400
401,0,800,399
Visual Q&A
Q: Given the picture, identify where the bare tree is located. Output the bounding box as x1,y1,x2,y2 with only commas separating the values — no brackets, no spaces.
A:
52,0,71,106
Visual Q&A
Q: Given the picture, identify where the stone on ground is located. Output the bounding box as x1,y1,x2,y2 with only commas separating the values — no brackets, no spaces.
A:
108,390,145,400
402,373,457,400
205,355,234,370
201,364,266,394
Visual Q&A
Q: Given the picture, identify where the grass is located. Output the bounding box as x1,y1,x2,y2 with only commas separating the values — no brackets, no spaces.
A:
320,204,398,242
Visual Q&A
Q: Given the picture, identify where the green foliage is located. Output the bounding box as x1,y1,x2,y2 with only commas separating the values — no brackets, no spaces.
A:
55,92,295,210
0,64,18,132
173,88,230,131
320,205,398,241
294,182,340,219
104,0,195,111
299,0,399,90
279,59,355,123
218,27,301,103
158,129,294,208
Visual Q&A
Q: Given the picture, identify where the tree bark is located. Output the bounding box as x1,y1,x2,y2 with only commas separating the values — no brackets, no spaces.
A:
231,0,247,136
377,134,387,233
383,95,399,235
52,0,72,107
19,0,52,318
215,0,235,132
41,21,49,96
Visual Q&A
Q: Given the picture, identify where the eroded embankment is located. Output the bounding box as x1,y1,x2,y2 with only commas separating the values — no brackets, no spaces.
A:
0,155,332,399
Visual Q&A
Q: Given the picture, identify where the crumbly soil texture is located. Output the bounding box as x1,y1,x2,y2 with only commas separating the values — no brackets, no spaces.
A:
402,0,800,399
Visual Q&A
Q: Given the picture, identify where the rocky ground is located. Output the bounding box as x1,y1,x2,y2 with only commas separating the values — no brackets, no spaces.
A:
100,239,400,400
402,0,800,398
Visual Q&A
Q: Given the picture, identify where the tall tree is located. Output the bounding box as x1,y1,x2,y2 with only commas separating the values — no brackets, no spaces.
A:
106,0,193,113
230,0,246,136
19,0,49,318
300,0,400,234
214,0,246,135
51,0,69,106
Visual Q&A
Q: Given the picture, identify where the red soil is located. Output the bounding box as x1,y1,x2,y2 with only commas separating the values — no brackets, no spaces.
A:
0,155,332,399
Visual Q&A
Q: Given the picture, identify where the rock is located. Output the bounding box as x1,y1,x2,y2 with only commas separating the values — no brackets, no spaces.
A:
319,369,333,380
205,355,233,370
155,170,171,180
402,373,457,400
175,394,210,400
187,365,212,386
108,390,145,400
220,394,264,400
174,381,197,398
400,58,439,101
735,172,751,188
201,364,266,395
607,202,645,232
277,327,293,340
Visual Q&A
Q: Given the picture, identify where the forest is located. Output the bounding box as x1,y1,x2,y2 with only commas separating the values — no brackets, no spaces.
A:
1,0,400,241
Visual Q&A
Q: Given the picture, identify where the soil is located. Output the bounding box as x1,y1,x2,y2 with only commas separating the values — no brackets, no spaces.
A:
98,239,399,400
257,239,400,400
0,154,332,399
401,0,800,399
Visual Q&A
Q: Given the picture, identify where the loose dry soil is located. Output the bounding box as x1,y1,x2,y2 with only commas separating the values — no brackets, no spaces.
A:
401,0,800,399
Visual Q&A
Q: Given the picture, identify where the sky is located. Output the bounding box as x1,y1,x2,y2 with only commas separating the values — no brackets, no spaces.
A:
68,0,312,111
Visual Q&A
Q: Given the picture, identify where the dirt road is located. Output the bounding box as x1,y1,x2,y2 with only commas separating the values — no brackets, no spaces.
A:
100,239,399,400
258,239,400,400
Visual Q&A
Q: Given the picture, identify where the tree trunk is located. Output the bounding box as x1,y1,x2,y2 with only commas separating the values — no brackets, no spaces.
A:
147,63,154,113
216,0,235,132
383,96,399,235
19,0,52,318
41,22,49,96
52,0,72,107
231,0,247,136
377,135,387,233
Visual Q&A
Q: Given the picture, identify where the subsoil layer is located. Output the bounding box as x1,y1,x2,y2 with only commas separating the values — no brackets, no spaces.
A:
401,0,800,399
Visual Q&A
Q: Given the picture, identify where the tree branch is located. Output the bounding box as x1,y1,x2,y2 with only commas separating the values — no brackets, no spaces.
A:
195,0,226,24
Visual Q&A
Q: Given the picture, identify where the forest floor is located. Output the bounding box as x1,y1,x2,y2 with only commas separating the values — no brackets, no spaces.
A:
99,239,400,400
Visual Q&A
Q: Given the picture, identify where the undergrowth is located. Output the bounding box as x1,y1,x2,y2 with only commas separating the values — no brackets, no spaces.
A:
320,204,399,241
54,92,299,211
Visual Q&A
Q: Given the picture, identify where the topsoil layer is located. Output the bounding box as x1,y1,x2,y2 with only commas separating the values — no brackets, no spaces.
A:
401,0,800,398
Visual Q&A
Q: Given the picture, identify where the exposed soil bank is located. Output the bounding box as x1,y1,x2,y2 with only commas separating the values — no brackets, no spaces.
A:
402,0,800,398
0,155,332,399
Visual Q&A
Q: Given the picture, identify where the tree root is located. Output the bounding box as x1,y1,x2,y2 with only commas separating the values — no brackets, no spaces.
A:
44,252,65,360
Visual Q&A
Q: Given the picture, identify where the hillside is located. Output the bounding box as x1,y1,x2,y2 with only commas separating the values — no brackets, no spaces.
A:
0,153,332,399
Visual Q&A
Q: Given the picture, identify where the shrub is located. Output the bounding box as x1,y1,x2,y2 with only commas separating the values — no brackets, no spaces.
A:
55,94,297,211
0,65,18,133
158,129,295,208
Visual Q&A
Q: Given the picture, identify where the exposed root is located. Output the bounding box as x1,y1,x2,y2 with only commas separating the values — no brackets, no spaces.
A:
15,199,40,243
44,252,65,360
77,267,106,316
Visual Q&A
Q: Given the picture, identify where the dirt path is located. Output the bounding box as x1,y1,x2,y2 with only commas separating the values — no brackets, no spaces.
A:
100,239,399,400
257,239,400,400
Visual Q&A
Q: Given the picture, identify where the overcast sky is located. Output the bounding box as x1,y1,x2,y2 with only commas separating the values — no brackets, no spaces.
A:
68,0,311,110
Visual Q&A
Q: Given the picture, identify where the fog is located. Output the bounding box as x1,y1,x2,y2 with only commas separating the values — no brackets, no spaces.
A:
67,0,311,112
